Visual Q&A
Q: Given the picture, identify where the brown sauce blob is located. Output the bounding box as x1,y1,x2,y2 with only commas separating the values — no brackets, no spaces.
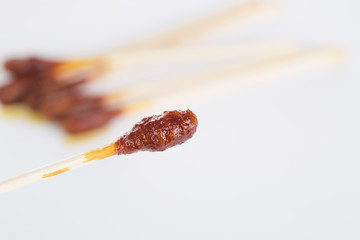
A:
115,109,197,155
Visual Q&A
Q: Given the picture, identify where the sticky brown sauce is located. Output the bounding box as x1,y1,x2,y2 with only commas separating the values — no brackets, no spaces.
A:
115,110,198,155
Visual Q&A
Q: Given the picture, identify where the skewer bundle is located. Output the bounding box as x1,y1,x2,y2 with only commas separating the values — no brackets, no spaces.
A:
0,0,342,135
0,57,117,133
0,1,282,134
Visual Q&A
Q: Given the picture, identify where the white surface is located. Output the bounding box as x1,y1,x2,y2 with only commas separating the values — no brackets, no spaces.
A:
0,0,359,239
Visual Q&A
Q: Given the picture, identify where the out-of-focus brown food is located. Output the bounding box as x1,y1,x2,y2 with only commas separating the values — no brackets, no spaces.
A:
62,108,121,134
40,95,104,119
24,79,87,110
1,56,121,135
0,71,59,106
115,109,197,154
0,77,36,104
4,57,58,77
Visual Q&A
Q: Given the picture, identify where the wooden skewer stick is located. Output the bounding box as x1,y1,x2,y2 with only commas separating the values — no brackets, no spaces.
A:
104,41,296,70
58,48,343,135
5,1,278,82
60,41,296,78
54,1,280,79
108,48,343,106
57,41,295,81
0,110,198,194
0,144,116,194
120,0,279,50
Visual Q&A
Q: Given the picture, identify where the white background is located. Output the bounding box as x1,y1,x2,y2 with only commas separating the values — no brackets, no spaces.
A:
0,0,359,239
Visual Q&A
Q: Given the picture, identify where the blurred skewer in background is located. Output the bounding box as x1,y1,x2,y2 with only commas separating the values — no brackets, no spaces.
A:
0,42,296,120
0,0,282,136
0,0,285,135
2,0,278,83
62,48,342,134
0,42,295,105
0,0,343,138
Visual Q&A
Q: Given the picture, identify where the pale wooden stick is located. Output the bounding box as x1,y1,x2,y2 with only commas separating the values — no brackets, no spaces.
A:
160,48,344,106
107,48,343,107
59,41,295,80
104,41,296,70
119,0,279,50
99,0,280,70
55,1,280,79
0,144,116,194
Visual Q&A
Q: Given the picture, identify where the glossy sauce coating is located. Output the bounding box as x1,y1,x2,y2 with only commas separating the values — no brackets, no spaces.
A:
115,110,197,155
